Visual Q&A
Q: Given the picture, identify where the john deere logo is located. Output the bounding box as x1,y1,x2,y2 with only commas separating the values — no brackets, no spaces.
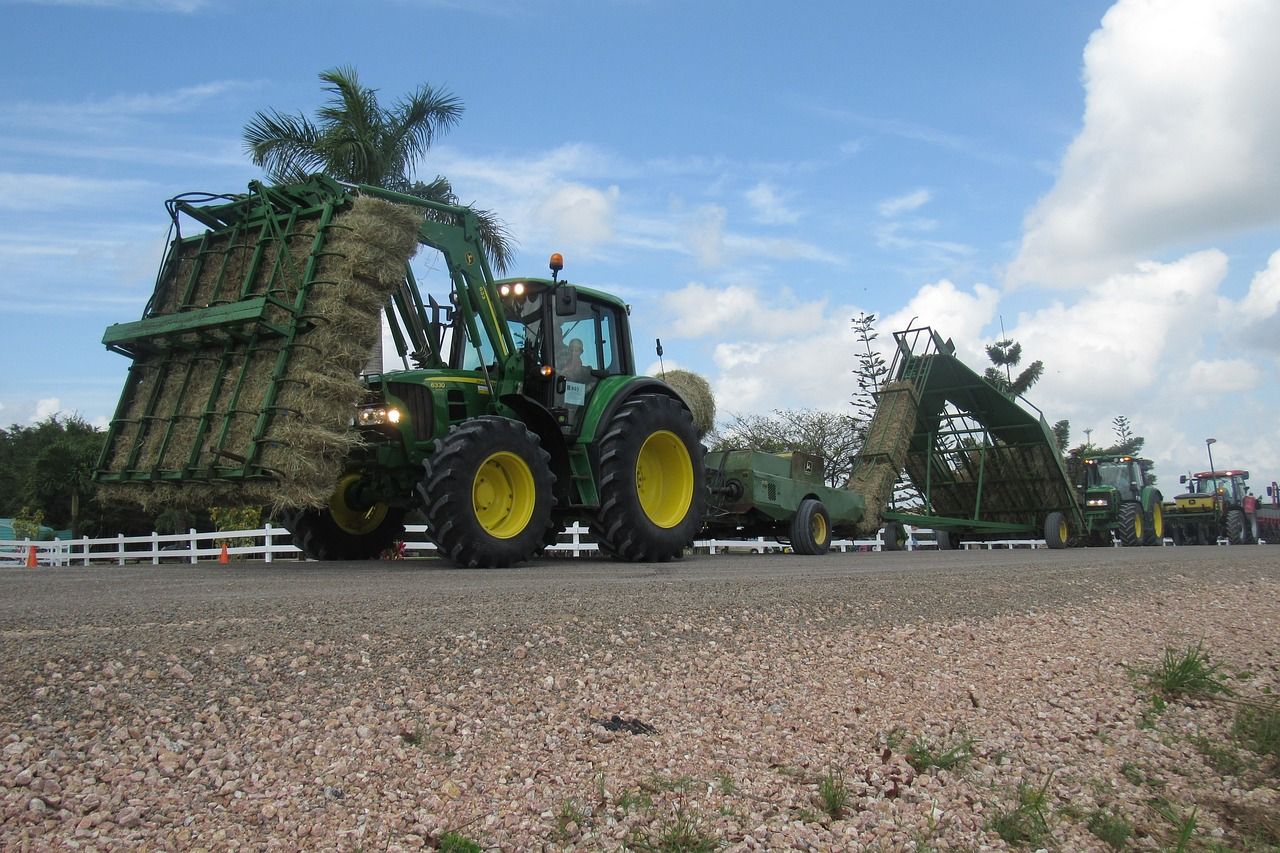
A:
465,252,475,265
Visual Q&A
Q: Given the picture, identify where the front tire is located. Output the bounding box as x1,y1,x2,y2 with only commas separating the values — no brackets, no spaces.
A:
591,394,706,562
1143,498,1164,546
1044,511,1069,549
419,417,555,568
1117,503,1143,547
881,521,905,551
283,473,407,560
1226,509,1246,544
790,499,831,555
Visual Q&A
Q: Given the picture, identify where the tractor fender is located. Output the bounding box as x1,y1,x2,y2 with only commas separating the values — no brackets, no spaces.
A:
1140,487,1163,514
574,376,689,446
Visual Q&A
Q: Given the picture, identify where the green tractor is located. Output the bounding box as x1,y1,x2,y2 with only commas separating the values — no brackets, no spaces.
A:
1164,469,1253,545
1074,454,1164,546
95,176,705,567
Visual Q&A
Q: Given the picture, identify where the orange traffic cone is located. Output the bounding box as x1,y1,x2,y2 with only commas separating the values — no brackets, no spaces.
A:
219,543,230,565
25,545,37,568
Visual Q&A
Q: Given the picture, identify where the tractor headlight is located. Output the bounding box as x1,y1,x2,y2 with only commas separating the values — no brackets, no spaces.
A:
357,406,402,426
1086,497,1110,508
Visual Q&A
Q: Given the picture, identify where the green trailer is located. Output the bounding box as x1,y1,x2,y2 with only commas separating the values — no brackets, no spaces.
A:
704,449,865,555
864,326,1084,549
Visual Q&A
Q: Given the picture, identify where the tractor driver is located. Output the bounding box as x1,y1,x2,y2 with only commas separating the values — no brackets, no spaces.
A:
562,338,590,382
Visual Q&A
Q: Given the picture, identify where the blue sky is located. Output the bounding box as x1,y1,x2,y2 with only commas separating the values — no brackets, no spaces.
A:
3,0,1279,488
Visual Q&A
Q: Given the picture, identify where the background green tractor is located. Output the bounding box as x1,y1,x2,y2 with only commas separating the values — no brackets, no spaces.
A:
96,177,705,567
1074,454,1163,546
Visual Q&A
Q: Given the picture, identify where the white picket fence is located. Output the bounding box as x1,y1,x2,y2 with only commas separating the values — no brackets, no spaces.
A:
0,523,996,567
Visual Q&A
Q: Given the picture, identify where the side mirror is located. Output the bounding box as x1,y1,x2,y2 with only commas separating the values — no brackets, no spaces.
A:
1179,474,1187,484
555,285,578,316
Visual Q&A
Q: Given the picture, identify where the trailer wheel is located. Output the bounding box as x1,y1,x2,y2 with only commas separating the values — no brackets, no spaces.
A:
1142,500,1164,546
881,521,906,551
935,530,960,550
591,394,705,562
284,473,407,560
790,499,831,555
1044,511,1069,549
419,417,555,568
1117,503,1143,547
1226,509,1247,544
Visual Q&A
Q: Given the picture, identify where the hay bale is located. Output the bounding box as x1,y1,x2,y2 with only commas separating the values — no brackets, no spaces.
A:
661,369,716,436
99,190,425,512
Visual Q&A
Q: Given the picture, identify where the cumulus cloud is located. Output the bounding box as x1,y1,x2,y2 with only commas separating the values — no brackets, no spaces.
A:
660,282,828,339
1183,359,1262,396
1008,0,1280,287
534,184,619,249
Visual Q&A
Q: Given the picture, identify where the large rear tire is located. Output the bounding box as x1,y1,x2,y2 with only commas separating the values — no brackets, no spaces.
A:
284,473,407,560
591,394,705,562
1044,511,1069,549
1117,503,1143,547
790,499,831,555
419,417,555,568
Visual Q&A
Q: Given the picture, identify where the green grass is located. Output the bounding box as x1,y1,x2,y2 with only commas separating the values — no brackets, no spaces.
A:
1145,641,1232,700
1087,808,1132,851
626,808,719,852
1233,700,1280,765
817,768,851,820
1191,732,1252,776
988,775,1053,847
437,831,482,853
555,799,586,840
617,788,654,813
905,734,975,773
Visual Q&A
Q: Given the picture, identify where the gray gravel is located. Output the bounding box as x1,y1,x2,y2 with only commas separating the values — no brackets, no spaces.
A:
2,545,1277,850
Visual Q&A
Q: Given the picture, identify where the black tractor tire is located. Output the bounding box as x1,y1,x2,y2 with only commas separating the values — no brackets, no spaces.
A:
790,499,832,555
419,417,555,568
590,394,706,562
1226,509,1247,545
881,521,906,551
1169,524,1186,546
283,475,407,561
1117,503,1143,547
1043,511,1069,549
1142,496,1164,546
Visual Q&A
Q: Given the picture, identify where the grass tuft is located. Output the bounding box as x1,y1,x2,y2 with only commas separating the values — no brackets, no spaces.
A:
988,775,1053,847
1233,700,1280,766
437,831,482,853
626,808,719,852
906,733,975,773
817,768,851,820
1145,641,1232,699
1087,808,1132,851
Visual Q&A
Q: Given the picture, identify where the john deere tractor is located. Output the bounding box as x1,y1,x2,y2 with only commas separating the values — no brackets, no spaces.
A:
1074,454,1164,546
95,176,705,567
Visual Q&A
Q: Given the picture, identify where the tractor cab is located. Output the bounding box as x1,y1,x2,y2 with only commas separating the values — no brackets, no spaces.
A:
1080,455,1144,501
1180,470,1249,505
449,258,635,434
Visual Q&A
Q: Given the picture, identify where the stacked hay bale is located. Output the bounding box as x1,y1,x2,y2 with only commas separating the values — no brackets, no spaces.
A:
661,369,716,437
99,193,423,511
846,380,919,535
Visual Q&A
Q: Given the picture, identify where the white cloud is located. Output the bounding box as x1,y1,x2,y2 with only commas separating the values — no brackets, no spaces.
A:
534,184,619,248
33,398,62,422
878,188,931,218
1008,0,1280,287
744,182,800,225
1183,359,1262,396
661,282,828,339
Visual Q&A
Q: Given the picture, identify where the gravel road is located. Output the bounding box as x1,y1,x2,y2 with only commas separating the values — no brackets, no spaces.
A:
2,546,1277,850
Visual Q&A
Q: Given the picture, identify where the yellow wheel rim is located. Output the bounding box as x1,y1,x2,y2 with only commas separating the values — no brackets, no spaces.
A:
636,430,693,529
811,511,828,545
473,451,536,539
1056,518,1068,543
1134,513,1144,540
1151,502,1164,538
328,473,389,535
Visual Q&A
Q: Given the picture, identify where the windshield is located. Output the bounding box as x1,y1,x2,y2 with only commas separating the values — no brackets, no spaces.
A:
1094,462,1137,496
458,291,544,370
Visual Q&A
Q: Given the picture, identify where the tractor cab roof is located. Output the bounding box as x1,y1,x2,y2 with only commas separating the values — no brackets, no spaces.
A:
1192,470,1249,479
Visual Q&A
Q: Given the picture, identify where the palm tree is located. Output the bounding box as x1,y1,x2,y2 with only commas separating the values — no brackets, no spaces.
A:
244,66,514,272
